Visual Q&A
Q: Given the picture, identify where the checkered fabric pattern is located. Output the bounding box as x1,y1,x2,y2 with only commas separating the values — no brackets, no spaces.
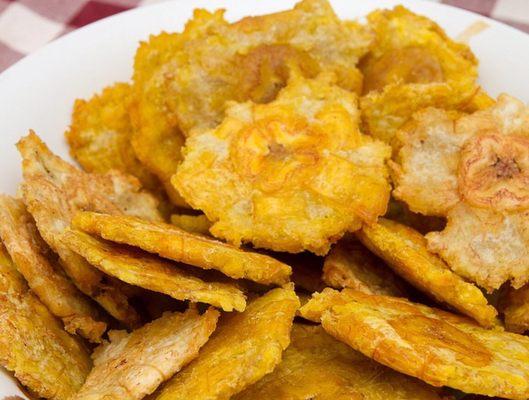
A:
0,0,528,72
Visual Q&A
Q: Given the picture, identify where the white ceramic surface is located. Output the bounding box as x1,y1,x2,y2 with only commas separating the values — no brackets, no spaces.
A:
0,0,528,397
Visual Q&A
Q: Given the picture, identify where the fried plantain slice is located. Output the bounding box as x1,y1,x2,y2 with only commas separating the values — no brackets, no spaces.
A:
74,307,219,400
66,82,160,193
62,229,246,312
390,108,468,216
360,6,479,145
356,218,497,327
72,211,291,285
426,203,529,292
0,242,92,400
17,132,162,326
154,286,299,400
173,73,391,255
501,284,529,334
322,235,408,297
170,214,212,235
302,289,529,400
0,196,106,342
234,324,444,400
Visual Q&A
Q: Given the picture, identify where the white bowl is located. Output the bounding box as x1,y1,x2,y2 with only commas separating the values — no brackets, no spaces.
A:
0,0,528,397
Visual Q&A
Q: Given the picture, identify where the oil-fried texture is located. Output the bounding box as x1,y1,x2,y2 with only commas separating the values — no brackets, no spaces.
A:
170,214,212,235
322,235,407,297
173,73,391,255
0,196,106,342
17,131,162,326
74,308,219,400
391,95,529,291
0,243,92,400
73,211,291,285
357,219,497,327
304,289,529,400
154,286,300,400
298,287,365,323
390,109,467,216
234,324,444,400
360,6,478,145
427,203,529,292
501,284,529,334
65,82,161,194
62,229,246,312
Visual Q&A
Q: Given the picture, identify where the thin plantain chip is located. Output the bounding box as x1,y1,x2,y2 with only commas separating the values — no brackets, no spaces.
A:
360,6,479,145
356,218,497,327
0,242,92,400
17,131,163,326
0,196,106,342
74,307,219,400
234,324,444,400
72,211,291,285
302,289,529,400
170,214,212,235
154,286,299,400
63,229,246,312
322,235,408,297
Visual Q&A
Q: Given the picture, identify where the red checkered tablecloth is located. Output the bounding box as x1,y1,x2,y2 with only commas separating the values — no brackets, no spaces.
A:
0,0,528,72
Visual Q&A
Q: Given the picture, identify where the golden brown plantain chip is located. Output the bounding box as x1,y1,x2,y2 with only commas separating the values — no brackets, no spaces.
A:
301,289,529,400
322,235,408,297
356,218,497,327
0,196,106,342
62,229,246,312
360,6,479,145
17,131,163,326
74,307,219,400
0,242,92,400
170,214,212,235
154,286,299,400
234,324,444,400
65,82,160,194
500,284,529,334
72,211,291,285
173,73,391,255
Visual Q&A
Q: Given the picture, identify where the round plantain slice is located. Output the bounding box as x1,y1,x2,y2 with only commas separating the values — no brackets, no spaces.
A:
72,211,291,285
173,73,391,255
154,286,299,400
62,229,246,312
356,218,497,327
322,234,408,297
0,196,106,342
234,323,444,400
73,307,219,400
0,242,92,400
360,5,479,145
301,288,529,400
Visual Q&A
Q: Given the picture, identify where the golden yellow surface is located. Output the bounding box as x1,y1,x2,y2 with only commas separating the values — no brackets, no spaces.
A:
17,131,159,327
154,286,299,400
323,235,407,296
62,229,246,312
173,73,391,255
302,289,529,400
65,83,160,194
389,95,529,291
357,218,497,327
360,6,479,145
234,324,444,400
0,196,106,342
0,243,92,400
170,214,212,235
73,211,291,285
501,284,529,334
74,308,219,400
